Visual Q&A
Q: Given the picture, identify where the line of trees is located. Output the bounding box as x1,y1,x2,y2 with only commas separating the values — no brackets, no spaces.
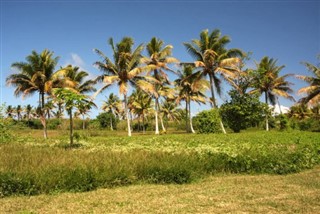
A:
5,29,320,138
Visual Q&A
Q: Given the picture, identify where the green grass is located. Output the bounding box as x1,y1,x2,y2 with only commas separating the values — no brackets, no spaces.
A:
1,166,319,213
0,130,319,197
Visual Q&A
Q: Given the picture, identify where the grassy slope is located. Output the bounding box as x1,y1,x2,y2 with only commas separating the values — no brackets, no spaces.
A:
1,166,319,213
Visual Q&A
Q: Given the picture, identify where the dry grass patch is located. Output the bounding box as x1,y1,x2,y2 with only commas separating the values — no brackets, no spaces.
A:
1,166,319,214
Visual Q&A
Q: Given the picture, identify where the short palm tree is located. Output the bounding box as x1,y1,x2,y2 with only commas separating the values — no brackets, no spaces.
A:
250,56,295,131
16,105,22,121
160,98,181,131
102,93,122,131
6,105,14,118
296,57,320,106
129,89,154,133
6,49,59,139
25,104,33,120
183,29,243,133
175,65,208,133
94,37,155,136
141,37,179,134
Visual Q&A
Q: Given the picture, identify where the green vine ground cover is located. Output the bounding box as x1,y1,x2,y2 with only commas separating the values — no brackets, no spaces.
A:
0,130,319,197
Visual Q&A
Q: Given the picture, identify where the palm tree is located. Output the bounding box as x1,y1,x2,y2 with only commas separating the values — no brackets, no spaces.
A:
44,100,55,119
54,65,96,94
6,105,14,118
94,37,155,136
141,37,179,134
102,93,122,131
183,29,243,134
6,49,59,139
296,56,320,106
175,65,208,133
25,104,33,120
287,104,311,120
16,105,22,121
159,99,181,131
250,56,295,131
129,89,154,133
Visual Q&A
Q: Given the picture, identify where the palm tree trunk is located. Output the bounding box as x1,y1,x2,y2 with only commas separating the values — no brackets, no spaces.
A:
82,114,85,130
277,97,282,115
41,92,48,139
209,74,226,134
124,94,132,137
158,101,166,132
155,97,159,135
69,109,73,146
189,101,195,133
185,100,189,132
265,92,269,131
110,116,113,131
142,113,145,134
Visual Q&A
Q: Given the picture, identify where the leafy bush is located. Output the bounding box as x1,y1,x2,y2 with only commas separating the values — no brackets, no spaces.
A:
193,109,222,133
220,91,268,132
96,112,118,129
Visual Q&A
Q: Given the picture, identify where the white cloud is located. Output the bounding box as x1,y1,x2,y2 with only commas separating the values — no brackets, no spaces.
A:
270,104,290,115
63,53,98,81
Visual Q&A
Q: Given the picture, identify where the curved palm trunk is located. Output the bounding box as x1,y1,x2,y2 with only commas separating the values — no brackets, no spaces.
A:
189,100,195,133
124,94,132,137
158,102,166,133
209,74,226,134
265,92,269,131
40,92,48,139
155,97,159,135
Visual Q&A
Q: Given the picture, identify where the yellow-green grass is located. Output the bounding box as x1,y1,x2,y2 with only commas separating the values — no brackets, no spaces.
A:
1,166,319,214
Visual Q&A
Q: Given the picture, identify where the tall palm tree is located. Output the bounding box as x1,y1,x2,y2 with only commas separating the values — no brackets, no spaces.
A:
141,37,179,134
6,49,59,139
183,29,243,134
102,93,122,131
175,65,208,133
94,37,155,136
250,56,295,131
296,56,320,106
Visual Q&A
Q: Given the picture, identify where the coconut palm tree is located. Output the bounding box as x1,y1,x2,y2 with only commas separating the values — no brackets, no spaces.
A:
54,65,96,94
296,56,320,106
16,105,22,121
183,29,243,134
6,49,59,139
43,100,55,119
94,37,155,136
6,105,14,118
25,104,33,120
102,93,122,131
141,37,179,134
250,56,295,131
175,65,208,133
159,99,181,131
129,89,153,133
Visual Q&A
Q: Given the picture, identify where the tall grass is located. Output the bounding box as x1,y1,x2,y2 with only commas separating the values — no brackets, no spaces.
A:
0,131,319,197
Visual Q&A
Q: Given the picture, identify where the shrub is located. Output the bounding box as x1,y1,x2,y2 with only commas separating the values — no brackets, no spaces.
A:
193,109,222,133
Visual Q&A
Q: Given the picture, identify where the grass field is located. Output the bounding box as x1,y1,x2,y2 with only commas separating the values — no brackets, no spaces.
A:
1,166,319,213
0,129,319,213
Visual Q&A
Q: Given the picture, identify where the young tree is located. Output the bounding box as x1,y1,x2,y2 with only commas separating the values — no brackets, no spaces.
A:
102,93,122,131
53,88,96,146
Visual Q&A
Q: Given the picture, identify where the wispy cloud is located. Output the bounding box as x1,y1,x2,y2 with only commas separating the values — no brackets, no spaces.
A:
63,53,98,81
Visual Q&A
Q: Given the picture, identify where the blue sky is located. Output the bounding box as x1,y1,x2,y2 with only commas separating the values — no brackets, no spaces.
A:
1,0,319,118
